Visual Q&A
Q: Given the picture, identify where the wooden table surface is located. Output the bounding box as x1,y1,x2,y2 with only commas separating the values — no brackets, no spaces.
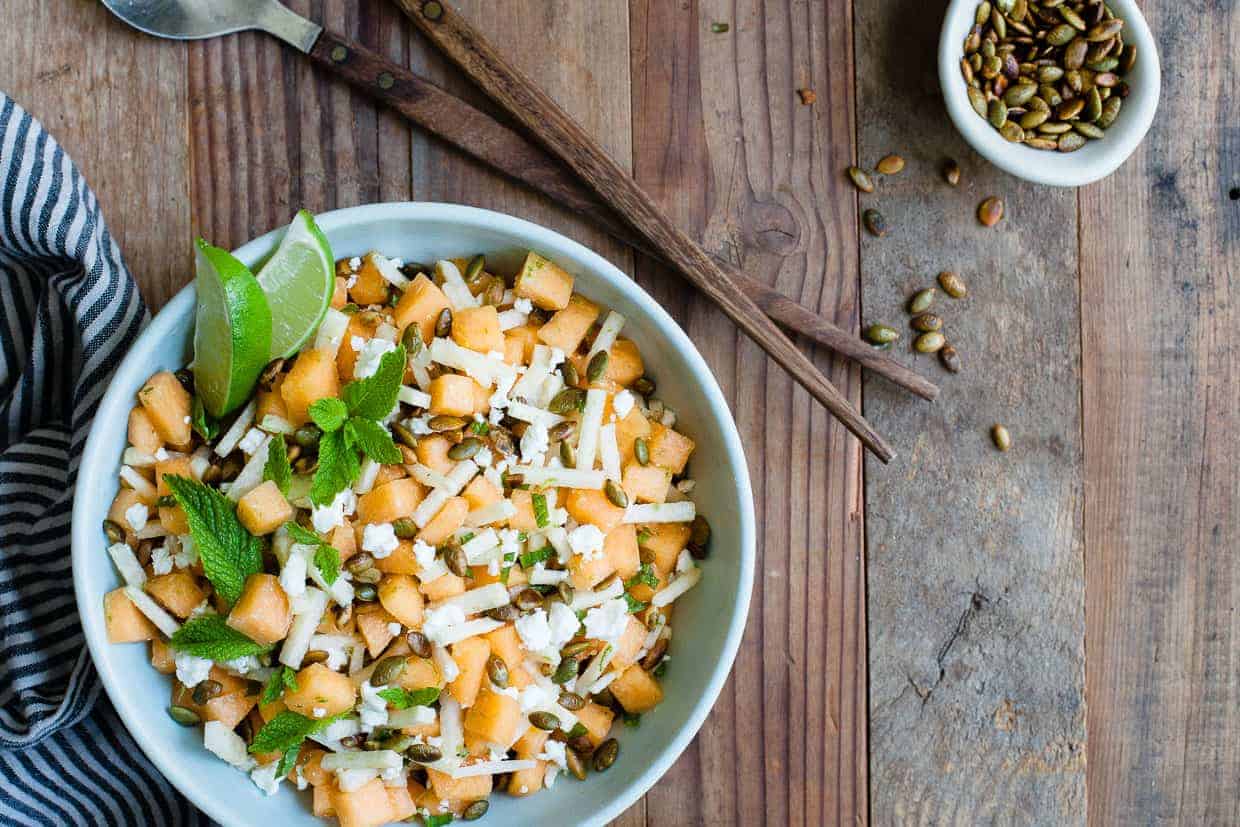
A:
7,0,1236,824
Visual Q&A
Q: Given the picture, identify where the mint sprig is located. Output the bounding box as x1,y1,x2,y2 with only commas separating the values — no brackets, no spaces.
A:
626,563,659,590
260,665,300,705
164,474,262,604
307,346,406,505
249,710,341,755
263,433,291,495
377,686,440,709
284,522,342,586
169,615,271,660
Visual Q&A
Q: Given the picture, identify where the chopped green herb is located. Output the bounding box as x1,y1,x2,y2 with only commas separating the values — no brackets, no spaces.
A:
653,660,668,678
377,686,441,709
190,396,218,441
260,666,299,705
469,420,490,435
623,712,642,727
531,492,549,528
626,563,659,590
519,546,554,569
636,528,653,545
424,815,454,827
623,592,648,614
314,544,341,586
263,433,292,495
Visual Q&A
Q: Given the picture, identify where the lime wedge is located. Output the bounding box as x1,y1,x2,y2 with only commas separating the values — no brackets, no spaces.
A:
192,239,273,418
255,210,334,359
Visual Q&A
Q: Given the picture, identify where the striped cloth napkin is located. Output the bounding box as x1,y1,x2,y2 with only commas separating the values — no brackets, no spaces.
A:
0,93,204,824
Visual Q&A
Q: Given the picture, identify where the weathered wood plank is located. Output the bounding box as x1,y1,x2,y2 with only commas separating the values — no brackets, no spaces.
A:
855,1,1086,821
2,0,191,309
1081,3,1240,822
631,1,867,823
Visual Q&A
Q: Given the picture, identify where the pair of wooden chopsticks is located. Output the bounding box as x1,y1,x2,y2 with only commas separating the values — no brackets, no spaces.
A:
327,0,936,462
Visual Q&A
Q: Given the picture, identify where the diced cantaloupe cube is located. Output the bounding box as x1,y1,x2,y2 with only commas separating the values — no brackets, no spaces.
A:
429,374,478,418
565,488,626,534
225,573,291,644
159,504,190,535
331,275,348,310
416,496,468,546
608,616,648,671
138,371,192,448
536,294,600,353
386,785,417,823
575,701,615,747
447,636,491,708
171,667,255,729
291,745,330,786
109,487,149,533
569,548,616,591
330,521,357,562
606,338,645,387
427,767,493,802
236,480,293,536
357,478,423,525
508,727,550,796
647,422,695,474
461,475,502,513
331,776,395,827
503,323,540,365
603,524,640,581
155,456,195,495
312,782,336,818
350,253,392,306
393,274,451,346
281,349,340,426
615,408,652,466
463,687,522,745
378,574,424,627
284,663,357,718
415,434,454,475
334,312,383,383
621,463,672,504
145,571,206,620
514,251,574,311
255,376,288,424
506,489,539,532
355,604,400,657
395,656,444,691
484,625,523,672
375,540,419,576
419,572,466,602
127,406,163,454
609,663,665,713
150,638,176,673
104,588,158,643
639,523,691,578
451,305,503,354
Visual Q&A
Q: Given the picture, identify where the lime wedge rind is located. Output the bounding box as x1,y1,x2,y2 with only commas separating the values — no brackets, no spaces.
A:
255,210,334,359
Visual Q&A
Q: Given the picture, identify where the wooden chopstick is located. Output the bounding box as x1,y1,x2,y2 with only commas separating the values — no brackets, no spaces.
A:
306,22,938,403
394,0,897,462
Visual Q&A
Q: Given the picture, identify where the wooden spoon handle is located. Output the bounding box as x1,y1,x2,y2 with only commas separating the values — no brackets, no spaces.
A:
394,0,894,462
304,27,935,403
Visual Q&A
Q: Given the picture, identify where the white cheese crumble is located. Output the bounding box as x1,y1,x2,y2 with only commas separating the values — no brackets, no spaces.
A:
518,684,553,714
568,524,605,561
174,652,212,688
348,256,362,271
422,604,467,646
173,534,198,568
514,297,533,314
546,601,581,650
154,447,170,462
150,545,173,576
123,502,148,532
250,761,283,796
311,488,357,533
359,681,390,730
583,598,630,644
204,721,255,770
361,522,399,559
354,337,397,380
412,539,438,570
237,427,266,456
520,421,549,464
312,707,327,719
280,552,308,598
515,608,551,652
387,622,402,636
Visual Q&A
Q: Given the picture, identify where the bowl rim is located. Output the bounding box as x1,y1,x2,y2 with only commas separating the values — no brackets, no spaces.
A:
938,0,1160,187
71,201,756,827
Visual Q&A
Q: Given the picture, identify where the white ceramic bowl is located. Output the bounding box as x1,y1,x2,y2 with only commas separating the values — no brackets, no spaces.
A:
939,0,1160,186
72,203,755,827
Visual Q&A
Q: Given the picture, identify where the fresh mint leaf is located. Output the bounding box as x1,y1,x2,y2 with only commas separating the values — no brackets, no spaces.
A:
276,744,300,777
170,615,271,660
377,686,440,710
425,815,454,827
531,492,549,528
341,345,406,420
308,397,348,433
260,665,299,705
163,474,262,604
249,710,342,755
626,563,659,590
285,522,323,546
263,433,292,495
310,428,357,506
314,544,340,586
344,417,403,465
623,592,648,614
470,420,489,435
519,546,554,569
191,396,218,441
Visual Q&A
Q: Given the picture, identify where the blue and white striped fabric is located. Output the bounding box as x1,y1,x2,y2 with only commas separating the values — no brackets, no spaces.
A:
0,93,205,825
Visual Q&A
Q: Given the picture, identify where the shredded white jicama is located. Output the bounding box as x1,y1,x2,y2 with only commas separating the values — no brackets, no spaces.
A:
123,585,179,637
214,399,257,457
430,582,509,616
280,587,328,668
108,542,147,588
507,465,604,490
118,466,157,502
449,759,537,779
435,259,478,311
652,565,702,607
623,501,696,524
314,307,351,357
321,750,403,771
587,310,625,358
225,433,271,502
574,389,607,471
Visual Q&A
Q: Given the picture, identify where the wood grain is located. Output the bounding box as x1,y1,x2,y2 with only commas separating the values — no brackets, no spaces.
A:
630,0,868,823
1081,2,1240,822
398,0,895,463
855,0,1087,821
2,0,191,310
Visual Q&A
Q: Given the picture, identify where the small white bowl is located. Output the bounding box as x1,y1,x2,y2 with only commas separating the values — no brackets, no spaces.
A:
939,0,1160,187
72,203,755,827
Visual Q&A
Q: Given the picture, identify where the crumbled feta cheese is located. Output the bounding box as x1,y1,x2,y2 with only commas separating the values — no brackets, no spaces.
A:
183,415,192,425
362,522,399,559
204,721,255,770
348,256,362,271
154,447,170,461
354,338,397,380
173,534,198,568
250,761,283,796
515,608,551,651
514,297,533,314
488,406,505,426
612,390,635,418
174,652,213,688
345,274,358,289
237,427,266,456
311,488,357,533
351,335,366,351
520,421,549,464
222,655,260,675
406,415,434,436
584,598,631,643
422,604,467,646
280,552,308,598
123,502,148,532
474,446,493,468
676,548,694,574
405,705,437,726
294,765,309,791
539,739,568,787
359,681,390,730
412,539,438,570
150,545,173,576
387,622,402,636
568,524,605,561
546,602,580,650
312,707,327,719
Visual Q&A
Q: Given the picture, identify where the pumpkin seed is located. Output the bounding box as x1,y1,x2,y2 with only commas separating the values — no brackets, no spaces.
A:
975,1,991,25
392,517,417,539
103,519,126,544
560,359,580,387
487,655,509,688
486,603,521,623
943,159,961,186
1058,5,1085,29
911,313,943,333
1086,57,1119,73
557,581,575,606
1097,96,1122,128
999,121,1025,142
559,439,576,467
355,583,377,602
865,324,900,345
1003,82,1037,106
908,288,936,314
1038,120,1073,134
593,738,620,772
443,542,469,577
346,552,375,574
549,388,586,414
372,656,407,686
1120,44,1137,74
462,800,489,821
258,358,285,391
586,350,610,383
991,424,1012,451
566,746,589,780
939,345,962,373
914,332,946,354
977,196,1004,227
641,637,670,671
448,438,483,460
434,308,452,338
407,743,443,763
406,631,432,658
428,415,467,432
514,588,544,611
968,87,988,118
876,154,905,175
688,514,711,559
862,209,887,237
1086,19,1123,41
530,711,561,731
464,254,486,284
293,423,323,448
634,437,650,466
560,640,594,659
1046,23,1076,45
548,421,576,443
632,376,656,396
1058,131,1087,151
557,691,586,711
1074,121,1105,139
1037,64,1065,83
168,705,201,726
604,479,629,509
938,271,968,298
553,655,581,685
1024,136,1059,150
400,323,424,353
987,98,1008,129
356,567,383,586
191,680,223,705
846,166,875,193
